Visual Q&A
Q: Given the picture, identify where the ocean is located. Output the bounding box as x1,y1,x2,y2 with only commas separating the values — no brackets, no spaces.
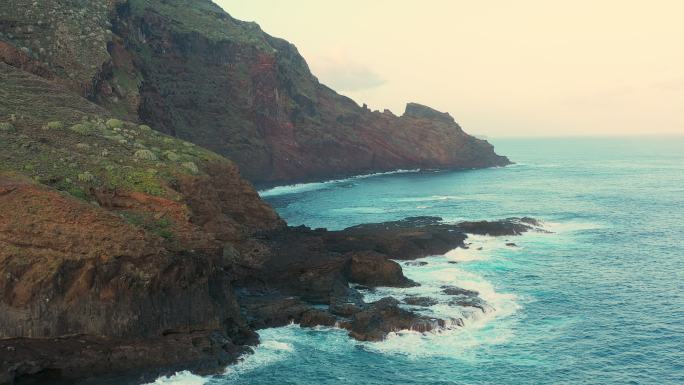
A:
150,136,684,385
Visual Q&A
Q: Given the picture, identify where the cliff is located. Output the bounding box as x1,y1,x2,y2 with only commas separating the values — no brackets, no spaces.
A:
0,61,279,382
0,51,522,385
0,1,517,383
0,0,509,185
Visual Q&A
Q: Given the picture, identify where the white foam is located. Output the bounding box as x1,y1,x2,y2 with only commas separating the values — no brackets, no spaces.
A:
504,162,528,168
143,371,207,385
223,334,295,377
543,220,603,233
330,206,388,214
144,327,308,383
356,232,525,358
258,169,420,197
394,195,467,203
259,340,294,352
444,233,519,262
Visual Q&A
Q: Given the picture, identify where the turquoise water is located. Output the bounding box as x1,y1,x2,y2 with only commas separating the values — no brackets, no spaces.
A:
152,136,684,385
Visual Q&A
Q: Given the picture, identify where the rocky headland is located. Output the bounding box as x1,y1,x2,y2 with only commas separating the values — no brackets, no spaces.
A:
1,0,517,384
0,0,509,186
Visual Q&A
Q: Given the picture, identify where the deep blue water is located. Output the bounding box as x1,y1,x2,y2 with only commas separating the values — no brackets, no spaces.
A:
152,136,684,385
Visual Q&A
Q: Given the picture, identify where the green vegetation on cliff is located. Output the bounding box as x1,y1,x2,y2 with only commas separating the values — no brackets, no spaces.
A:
0,63,221,202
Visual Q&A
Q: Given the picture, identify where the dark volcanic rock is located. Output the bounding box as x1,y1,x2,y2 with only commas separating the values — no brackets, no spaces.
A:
345,251,418,288
403,296,439,307
341,298,445,341
299,309,337,328
325,216,469,260
0,332,251,385
448,297,490,312
441,286,480,296
441,286,490,312
329,302,363,317
457,218,538,236
238,295,312,330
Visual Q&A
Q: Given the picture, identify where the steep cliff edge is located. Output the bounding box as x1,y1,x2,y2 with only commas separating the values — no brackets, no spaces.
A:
0,62,280,383
0,0,509,185
0,1,515,383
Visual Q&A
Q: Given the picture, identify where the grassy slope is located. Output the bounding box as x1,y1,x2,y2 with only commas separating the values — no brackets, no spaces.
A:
0,62,223,201
0,61,248,244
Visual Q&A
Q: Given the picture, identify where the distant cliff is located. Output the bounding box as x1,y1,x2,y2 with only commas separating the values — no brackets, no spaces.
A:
0,0,509,185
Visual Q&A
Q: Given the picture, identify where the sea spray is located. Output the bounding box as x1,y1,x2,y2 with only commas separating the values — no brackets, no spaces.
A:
143,371,208,385
355,233,525,357
258,169,421,197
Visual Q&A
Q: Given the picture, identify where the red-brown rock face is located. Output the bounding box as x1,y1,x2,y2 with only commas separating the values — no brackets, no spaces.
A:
108,2,509,184
0,174,261,340
1,0,509,186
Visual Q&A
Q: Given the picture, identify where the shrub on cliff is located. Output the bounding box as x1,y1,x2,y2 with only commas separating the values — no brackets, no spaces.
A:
134,149,158,161
70,123,95,136
164,151,180,161
106,118,124,129
104,133,126,142
45,121,64,130
77,171,94,182
182,161,199,174
0,122,15,132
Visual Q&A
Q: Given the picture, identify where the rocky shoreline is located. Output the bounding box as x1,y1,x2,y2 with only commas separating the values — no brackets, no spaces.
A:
1,214,541,384
1,0,515,383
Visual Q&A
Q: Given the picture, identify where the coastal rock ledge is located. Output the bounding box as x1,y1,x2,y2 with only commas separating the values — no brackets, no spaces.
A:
1,188,540,385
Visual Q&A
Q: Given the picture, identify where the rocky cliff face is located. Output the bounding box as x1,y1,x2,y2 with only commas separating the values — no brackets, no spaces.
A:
0,1,515,383
1,0,509,185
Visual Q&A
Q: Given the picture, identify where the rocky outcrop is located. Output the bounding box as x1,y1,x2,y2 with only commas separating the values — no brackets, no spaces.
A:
0,175,258,384
403,296,439,307
341,298,445,342
1,0,509,186
0,332,251,385
345,251,418,288
233,216,540,343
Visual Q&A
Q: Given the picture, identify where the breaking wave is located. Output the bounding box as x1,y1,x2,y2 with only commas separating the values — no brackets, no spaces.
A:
258,169,421,197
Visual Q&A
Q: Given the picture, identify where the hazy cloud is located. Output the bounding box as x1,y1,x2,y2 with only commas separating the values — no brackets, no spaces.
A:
652,79,684,92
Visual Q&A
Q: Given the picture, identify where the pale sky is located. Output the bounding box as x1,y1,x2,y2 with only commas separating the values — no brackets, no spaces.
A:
217,0,684,137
